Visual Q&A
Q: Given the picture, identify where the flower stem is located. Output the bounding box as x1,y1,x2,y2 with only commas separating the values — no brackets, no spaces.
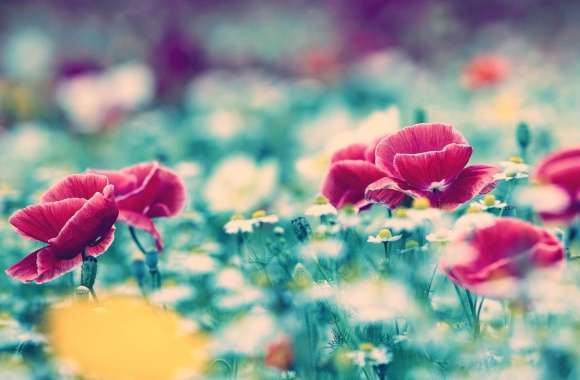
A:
129,226,162,290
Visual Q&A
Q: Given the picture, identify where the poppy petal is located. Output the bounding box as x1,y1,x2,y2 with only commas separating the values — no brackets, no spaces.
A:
116,163,161,213
435,164,498,209
9,198,86,242
145,167,186,218
375,123,468,175
393,143,472,189
322,160,387,209
119,210,163,251
86,227,116,257
41,173,110,202
49,186,118,260
5,248,43,282
90,169,138,194
364,177,409,208
330,143,367,163
35,247,82,283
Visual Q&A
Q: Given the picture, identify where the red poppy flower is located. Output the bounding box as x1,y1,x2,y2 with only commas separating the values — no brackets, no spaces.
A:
6,174,118,283
93,162,186,251
265,335,294,371
441,218,564,299
463,54,509,90
366,123,498,210
322,143,405,210
534,147,580,223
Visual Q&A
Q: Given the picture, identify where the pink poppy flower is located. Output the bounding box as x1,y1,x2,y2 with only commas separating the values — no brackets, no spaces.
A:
463,54,510,90
322,143,405,210
6,174,118,283
534,147,580,223
441,218,564,299
366,123,498,210
93,162,186,251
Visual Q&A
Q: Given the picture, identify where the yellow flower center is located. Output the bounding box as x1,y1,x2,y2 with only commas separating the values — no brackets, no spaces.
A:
359,342,375,352
342,204,356,215
506,169,518,178
314,195,329,205
482,194,496,206
412,197,431,210
230,213,244,221
378,229,392,239
251,210,267,219
509,155,524,164
405,240,419,249
466,203,483,213
394,208,408,218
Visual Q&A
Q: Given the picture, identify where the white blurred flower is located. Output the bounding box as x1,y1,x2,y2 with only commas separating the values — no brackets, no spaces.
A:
168,252,217,275
515,185,570,214
204,155,277,212
213,310,277,355
206,109,245,139
215,267,246,290
346,344,393,367
56,62,153,132
224,214,254,234
326,106,400,152
305,196,337,217
335,278,417,322
174,161,202,179
105,62,154,109
367,228,402,244
150,286,193,306
477,194,507,210
2,28,54,80
454,211,496,235
494,157,529,181
384,208,420,232
300,238,343,260
249,210,279,225
217,286,264,310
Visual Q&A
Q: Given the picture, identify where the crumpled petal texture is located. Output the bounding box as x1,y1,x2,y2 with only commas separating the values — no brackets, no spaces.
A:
6,174,118,283
93,162,186,250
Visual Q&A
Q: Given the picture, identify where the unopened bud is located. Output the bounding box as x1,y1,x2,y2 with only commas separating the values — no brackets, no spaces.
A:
80,256,97,289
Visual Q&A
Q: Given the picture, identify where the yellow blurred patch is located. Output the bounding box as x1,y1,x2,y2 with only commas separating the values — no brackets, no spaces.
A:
47,296,208,380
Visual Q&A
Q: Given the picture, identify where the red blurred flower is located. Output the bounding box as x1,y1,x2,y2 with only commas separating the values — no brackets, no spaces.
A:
534,147,580,223
463,54,510,90
93,162,186,251
6,174,118,283
265,335,294,371
441,218,564,299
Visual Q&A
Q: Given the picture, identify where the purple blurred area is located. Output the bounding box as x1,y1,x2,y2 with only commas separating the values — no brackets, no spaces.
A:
0,0,579,103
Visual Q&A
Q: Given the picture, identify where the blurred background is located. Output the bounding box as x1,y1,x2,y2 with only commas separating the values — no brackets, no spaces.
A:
2,0,580,172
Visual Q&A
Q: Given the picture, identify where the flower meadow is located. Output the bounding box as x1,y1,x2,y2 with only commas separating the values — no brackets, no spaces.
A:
1,2,580,380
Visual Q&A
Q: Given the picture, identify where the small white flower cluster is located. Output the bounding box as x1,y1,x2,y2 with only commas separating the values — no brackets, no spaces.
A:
224,210,279,234
345,343,393,367
494,156,529,181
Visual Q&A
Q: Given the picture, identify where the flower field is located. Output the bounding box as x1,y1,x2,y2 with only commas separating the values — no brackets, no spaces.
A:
0,1,579,379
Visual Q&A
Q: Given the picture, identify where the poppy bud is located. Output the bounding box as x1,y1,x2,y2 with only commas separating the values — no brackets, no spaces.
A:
414,108,427,124
80,256,98,289
145,251,159,271
516,122,531,154
132,256,146,290
291,217,312,243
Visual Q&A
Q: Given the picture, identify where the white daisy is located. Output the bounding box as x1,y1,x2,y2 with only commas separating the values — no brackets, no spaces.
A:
367,228,402,244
